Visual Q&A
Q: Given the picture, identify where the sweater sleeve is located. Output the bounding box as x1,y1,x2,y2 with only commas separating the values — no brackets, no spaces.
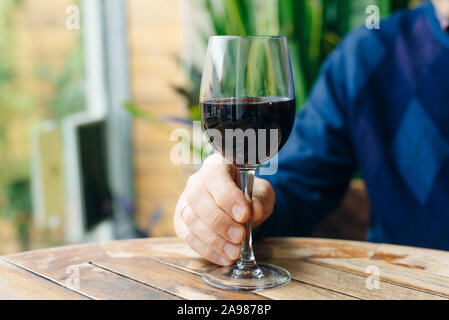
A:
254,44,357,239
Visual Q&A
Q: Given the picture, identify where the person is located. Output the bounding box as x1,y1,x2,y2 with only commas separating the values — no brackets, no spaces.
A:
174,0,449,267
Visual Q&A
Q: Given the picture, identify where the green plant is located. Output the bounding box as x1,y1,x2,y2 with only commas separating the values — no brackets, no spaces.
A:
174,0,416,119
0,0,33,250
0,0,86,250
0,0,32,132
0,0,31,184
4,179,32,249
36,35,86,120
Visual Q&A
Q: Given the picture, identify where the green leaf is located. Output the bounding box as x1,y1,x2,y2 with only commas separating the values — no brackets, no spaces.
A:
223,0,247,35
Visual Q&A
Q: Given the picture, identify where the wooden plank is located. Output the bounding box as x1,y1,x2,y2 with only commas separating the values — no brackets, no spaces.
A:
128,27,180,53
372,244,449,278
91,256,266,300
128,0,181,27
3,243,107,297
267,258,445,300
255,238,449,278
101,239,356,299
97,237,378,261
255,238,449,298
98,238,420,299
4,238,449,300
260,280,356,300
309,257,449,298
135,172,183,197
0,259,86,300
4,244,179,299
129,56,180,80
4,243,108,281
64,262,180,300
254,238,379,260
147,255,357,300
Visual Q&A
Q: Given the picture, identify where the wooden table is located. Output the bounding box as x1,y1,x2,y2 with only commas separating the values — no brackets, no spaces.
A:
1,237,449,300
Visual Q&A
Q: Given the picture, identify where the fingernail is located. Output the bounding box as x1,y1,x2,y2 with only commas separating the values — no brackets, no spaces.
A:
219,256,232,266
228,227,243,243
224,243,240,260
232,205,246,221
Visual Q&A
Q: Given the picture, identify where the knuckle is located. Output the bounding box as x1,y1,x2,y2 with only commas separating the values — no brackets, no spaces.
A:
256,178,274,202
204,245,218,262
183,232,195,245
257,178,271,192
186,172,201,188
204,153,221,164
265,180,274,196
184,184,201,205
182,208,196,227
214,187,232,210
207,212,225,231
207,232,225,251
203,157,227,175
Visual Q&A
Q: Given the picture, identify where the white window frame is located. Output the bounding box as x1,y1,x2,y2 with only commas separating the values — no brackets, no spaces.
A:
62,0,135,243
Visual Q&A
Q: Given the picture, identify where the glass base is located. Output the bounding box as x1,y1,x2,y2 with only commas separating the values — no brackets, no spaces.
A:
202,263,291,291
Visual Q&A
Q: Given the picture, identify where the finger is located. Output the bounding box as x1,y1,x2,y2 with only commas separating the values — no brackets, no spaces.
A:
184,184,246,244
174,191,188,238
175,203,232,266
183,205,241,260
202,165,251,223
251,197,264,222
184,231,233,266
174,199,189,240
252,178,275,226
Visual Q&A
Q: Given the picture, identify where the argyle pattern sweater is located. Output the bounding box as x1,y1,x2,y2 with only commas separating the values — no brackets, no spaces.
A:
256,1,449,250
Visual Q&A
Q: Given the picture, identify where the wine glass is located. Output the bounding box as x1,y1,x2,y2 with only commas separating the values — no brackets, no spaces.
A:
200,36,296,291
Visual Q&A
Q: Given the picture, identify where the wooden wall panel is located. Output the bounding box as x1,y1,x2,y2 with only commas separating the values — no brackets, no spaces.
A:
0,0,80,255
127,0,193,237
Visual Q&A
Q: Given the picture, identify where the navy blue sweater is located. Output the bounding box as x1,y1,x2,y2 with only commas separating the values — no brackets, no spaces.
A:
256,1,449,250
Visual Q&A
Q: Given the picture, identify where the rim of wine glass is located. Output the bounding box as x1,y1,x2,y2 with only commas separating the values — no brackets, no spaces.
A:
209,35,286,40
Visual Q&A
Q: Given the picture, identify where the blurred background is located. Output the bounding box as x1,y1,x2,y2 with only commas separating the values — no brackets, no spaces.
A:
0,0,423,255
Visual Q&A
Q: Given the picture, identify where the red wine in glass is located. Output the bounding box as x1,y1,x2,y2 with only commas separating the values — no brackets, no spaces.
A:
201,97,296,167
200,36,295,291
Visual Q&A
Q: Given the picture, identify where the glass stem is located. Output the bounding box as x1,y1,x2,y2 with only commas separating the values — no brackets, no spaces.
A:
237,169,257,269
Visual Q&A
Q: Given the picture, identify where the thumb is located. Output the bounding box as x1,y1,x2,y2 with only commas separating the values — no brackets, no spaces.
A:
251,178,275,227
251,197,264,222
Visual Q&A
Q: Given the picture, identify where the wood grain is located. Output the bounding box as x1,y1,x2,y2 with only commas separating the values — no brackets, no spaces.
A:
4,243,108,282
128,0,185,238
91,257,266,300
0,259,86,300
63,262,181,300
310,257,449,298
146,255,357,300
254,237,379,260
373,244,449,277
267,258,445,300
3,237,449,300
4,243,178,300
